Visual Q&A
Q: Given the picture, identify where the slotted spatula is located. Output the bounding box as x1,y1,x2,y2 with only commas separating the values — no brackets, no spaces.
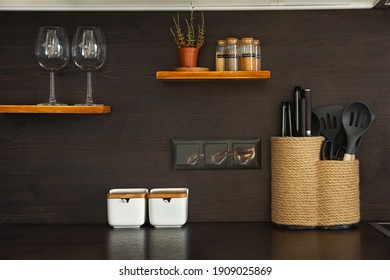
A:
342,102,375,161
312,105,344,160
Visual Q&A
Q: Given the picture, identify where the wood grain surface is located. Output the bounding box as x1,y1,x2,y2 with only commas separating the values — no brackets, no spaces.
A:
0,10,389,224
0,223,389,260
156,70,271,79
0,105,111,113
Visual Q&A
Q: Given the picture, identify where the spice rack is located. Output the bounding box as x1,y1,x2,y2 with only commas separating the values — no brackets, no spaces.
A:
0,105,111,114
156,70,271,80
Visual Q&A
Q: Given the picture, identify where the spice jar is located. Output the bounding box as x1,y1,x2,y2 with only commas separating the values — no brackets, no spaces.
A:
240,37,256,71
215,40,226,71
225,38,239,71
148,188,189,228
254,39,261,71
237,39,242,69
107,188,148,228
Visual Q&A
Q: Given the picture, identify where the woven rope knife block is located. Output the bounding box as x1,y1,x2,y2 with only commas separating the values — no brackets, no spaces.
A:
271,136,360,229
318,160,360,226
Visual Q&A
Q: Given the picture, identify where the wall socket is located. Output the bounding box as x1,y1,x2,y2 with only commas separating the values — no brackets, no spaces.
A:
171,139,261,170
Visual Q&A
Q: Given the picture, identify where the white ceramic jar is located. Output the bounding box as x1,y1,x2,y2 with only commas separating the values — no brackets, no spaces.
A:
148,188,189,228
107,188,148,228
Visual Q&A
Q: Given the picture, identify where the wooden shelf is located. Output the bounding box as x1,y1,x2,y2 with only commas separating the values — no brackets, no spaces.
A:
0,105,111,114
156,70,271,80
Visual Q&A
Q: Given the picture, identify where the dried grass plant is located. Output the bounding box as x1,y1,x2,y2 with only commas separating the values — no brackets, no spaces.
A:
170,1,205,49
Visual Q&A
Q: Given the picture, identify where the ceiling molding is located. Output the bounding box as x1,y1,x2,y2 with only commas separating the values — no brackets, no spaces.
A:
0,0,379,11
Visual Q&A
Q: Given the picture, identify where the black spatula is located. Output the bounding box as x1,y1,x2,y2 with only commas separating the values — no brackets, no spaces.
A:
342,102,375,161
312,105,344,160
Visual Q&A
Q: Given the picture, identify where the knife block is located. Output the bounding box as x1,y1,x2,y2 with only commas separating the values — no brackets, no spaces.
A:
271,136,360,229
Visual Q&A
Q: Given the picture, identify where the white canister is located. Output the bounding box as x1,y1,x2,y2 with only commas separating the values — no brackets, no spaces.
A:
148,188,189,228
107,188,148,228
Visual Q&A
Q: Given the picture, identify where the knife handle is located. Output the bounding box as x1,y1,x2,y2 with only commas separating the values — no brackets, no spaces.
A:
293,86,301,137
287,102,293,137
299,97,306,137
303,89,312,136
281,102,286,137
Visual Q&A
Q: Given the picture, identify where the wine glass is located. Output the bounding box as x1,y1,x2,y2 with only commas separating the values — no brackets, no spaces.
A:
35,26,70,106
71,27,106,106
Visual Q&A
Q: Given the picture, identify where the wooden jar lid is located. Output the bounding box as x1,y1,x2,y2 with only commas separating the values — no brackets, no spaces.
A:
147,190,188,199
107,193,147,199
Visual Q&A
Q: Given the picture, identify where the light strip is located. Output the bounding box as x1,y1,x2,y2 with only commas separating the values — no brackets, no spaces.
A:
0,5,375,11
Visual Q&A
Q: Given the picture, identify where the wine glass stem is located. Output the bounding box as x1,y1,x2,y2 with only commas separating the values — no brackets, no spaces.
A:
86,72,93,105
49,72,57,104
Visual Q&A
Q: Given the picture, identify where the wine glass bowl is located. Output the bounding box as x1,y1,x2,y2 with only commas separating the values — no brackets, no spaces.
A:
35,26,70,105
72,27,106,106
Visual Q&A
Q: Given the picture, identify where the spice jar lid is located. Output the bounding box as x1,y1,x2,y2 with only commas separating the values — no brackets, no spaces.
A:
107,188,148,199
254,39,261,45
217,39,226,46
226,38,238,44
107,193,147,199
241,37,254,44
147,188,188,199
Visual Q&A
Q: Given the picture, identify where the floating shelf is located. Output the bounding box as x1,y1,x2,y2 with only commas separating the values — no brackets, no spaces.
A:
0,105,111,114
156,70,271,80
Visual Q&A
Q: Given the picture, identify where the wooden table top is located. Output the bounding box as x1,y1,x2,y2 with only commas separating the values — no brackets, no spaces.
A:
0,222,388,260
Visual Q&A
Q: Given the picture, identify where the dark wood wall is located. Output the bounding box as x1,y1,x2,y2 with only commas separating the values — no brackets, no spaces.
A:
0,9,389,224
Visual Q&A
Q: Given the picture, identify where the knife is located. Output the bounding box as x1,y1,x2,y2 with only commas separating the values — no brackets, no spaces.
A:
287,101,293,137
281,102,286,137
299,96,306,137
302,88,312,137
293,86,301,137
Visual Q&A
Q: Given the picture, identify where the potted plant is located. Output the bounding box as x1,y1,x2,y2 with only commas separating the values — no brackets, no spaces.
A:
170,2,205,68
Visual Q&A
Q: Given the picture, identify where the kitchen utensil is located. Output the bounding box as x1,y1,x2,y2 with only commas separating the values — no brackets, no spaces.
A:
287,101,293,136
299,97,306,136
321,140,346,160
313,105,344,160
311,112,320,136
342,102,375,161
282,101,293,137
293,86,301,136
351,108,377,159
281,102,286,137
302,88,312,136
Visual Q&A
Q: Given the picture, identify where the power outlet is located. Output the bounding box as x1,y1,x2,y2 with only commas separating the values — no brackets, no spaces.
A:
175,143,200,166
172,139,261,170
205,143,229,166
